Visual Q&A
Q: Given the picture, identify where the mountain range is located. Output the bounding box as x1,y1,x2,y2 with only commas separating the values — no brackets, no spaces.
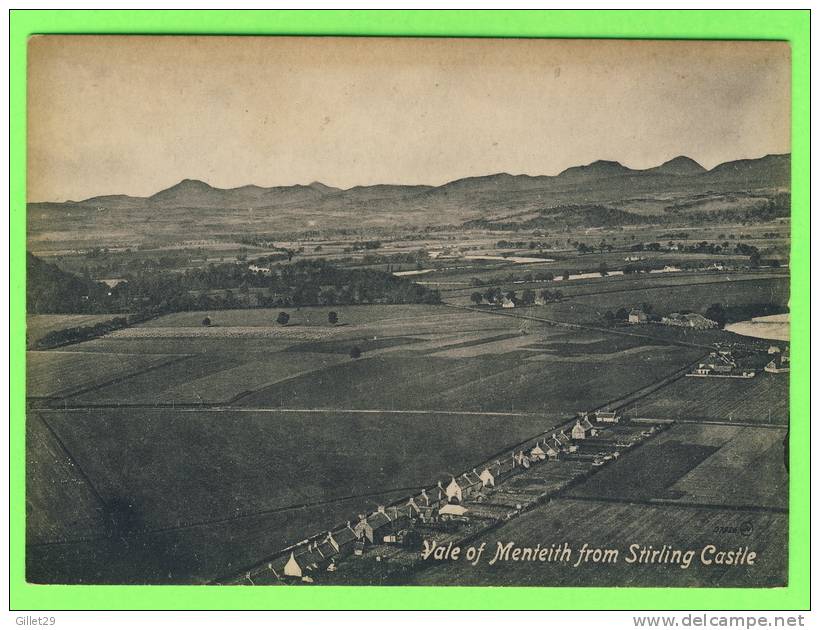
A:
51,154,789,212
27,154,790,241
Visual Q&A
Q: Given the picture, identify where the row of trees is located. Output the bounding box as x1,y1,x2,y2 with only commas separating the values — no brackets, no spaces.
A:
470,287,564,306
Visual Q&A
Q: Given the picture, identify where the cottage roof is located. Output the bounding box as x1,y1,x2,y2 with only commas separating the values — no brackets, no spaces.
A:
366,510,392,529
580,417,594,431
283,552,302,577
316,538,337,558
331,524,358,545
439,504,469,517
490,457,516,476
530,444,546,457
548,435,564,449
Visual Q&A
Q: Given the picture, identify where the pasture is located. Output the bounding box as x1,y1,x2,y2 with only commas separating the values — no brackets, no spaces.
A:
26,350,181,398
632,372,789,424
568,423,788,510
26,303,708,583
28,408,554,583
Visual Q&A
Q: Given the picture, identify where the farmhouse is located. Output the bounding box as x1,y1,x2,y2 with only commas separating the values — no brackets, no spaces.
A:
489,455,519,484
459,470,484,499
353,507,393,543
315,534,339,560
445,477,463,504
571,416,596,440
412,490,440,522
628,309,648,324
595,410,620,424
282,544,327,578
513,450,532,469
765,354,790,373
283,552,303,578
479,467,495,487
329,523,359,556
529,443,546,461
662,312,718,329
501,296,516,309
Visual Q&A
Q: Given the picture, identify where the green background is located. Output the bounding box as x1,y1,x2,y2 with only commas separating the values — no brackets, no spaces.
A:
9,9,810,610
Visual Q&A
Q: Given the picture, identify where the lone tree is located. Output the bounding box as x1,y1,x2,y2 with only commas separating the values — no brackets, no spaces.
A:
470,292,483,306
276,311,290,326
562,270,571,281
328,311,339,325
598,262,609,277
201,316,211,327
603,310,616,327
350,346,362,359
615,307,629,321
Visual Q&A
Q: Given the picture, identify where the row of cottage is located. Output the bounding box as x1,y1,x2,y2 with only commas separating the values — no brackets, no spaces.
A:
273,410,620,581
628,309,718,329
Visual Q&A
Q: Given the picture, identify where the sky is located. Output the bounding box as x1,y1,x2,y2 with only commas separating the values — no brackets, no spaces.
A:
27,36,791,202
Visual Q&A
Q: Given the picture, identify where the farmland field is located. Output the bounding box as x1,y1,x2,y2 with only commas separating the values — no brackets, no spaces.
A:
632,372,789,424
511,276,790,326
408,498,787,587
27,408,557,583
26,350,182,398
24,301,777,584
568,423,788,510
26,303,709,583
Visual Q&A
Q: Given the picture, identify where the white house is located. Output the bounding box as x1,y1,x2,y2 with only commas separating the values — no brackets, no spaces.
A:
529,443,547,461
283,552,302,578
445,477,463,504
478,467,495,487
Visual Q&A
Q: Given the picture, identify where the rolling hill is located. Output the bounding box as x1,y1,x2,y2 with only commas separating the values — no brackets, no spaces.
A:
27,154,790,242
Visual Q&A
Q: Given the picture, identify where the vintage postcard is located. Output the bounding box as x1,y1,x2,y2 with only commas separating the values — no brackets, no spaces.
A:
25,36,790,588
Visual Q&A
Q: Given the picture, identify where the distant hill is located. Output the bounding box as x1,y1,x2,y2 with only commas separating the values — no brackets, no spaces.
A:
644,156,706,176
558,160,638,180
702,153,790,187
28,153,791,239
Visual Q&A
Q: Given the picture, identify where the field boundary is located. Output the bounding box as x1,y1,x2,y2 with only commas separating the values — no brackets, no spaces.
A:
444,303,716,351
559,494,789,515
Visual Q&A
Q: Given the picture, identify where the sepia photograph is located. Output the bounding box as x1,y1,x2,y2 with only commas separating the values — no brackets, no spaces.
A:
25,35,791,588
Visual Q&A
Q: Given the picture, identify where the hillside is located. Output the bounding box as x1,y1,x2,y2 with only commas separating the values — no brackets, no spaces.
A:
26,252,111,314
27,154,791,243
